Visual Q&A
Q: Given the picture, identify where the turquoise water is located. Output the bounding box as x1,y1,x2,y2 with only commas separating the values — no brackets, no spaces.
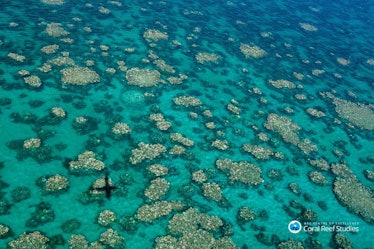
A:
0,0,373,248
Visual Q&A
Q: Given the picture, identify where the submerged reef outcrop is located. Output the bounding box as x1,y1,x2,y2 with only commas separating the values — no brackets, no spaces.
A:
154,207,237,249
8,231,49,249
173,96,203,107
240,43,266,58
26,202,55,228
126,67,162,87
215,158,263,185
264,113,317,154
144,177,170,201
61,66,100,85
331,163,374,223
129,142,166,164
332,97,374,130
69,151,105,173
136,201,174,223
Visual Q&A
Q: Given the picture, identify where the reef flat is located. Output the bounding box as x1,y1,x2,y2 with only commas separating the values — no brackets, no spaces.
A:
0,0,373,248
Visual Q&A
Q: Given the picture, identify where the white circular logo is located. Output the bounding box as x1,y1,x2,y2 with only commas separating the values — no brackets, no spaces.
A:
288,220,302,234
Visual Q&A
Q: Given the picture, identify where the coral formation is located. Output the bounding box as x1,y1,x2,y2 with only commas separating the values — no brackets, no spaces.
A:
242,144,273,159
308,171,328,185
136,201,173,223
69,151,105,172
240,43,266,58
41,44,59,54
195,52,221,64
333,177,374,223
148,164,168,177
23,138,41,149
237,206,256,222
61,66,100,85
202,182,222,201
215,158,263,185
264,113,317,154
143,29,168,42
8,231,49,249
45,22,69,37
23,75,42,87
155,208,235,248
173,96,202,107
144,177,170,201
111,122,131,139
149,113,172,131
129,142,167,164
45,174,69,192
126,67,162,87
99,228,124,248
332,97,374,130
277,239,304,249
268,79,296,89
211,139,229,151
170,133,194,147
8,52,25,62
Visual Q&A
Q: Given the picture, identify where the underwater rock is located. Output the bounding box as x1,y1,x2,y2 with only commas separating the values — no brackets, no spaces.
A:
0,200,11,215
11,186,31,202
0,224,13,239
26,202,55,228
8,231,49,249
61,219,81,233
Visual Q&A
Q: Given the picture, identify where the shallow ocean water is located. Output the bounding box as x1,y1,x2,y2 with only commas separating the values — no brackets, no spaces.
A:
0,0,373,248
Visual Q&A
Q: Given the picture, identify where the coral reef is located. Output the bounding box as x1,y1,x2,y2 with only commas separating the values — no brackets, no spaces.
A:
149,113,172,131
11,186,31,202
334,233,353,249
148,164,168,177
333,177,374,223
8,231,49,249
61,66,100,85
332,97,374,130
0,224,11,239
111,122,131,139
44,174,69,192
144,177,170,201
237,206,256,225
98,210,116,226
240,43,266,58
26,202,55,228
129,142,167,164
23,75,42,87
202,182,222,201
136,201,173,223
155,208,236,249
211,139,229,151
242,144,273,159
268,79,296,89
69,151,105,172
277,239,304,249
45,22,69,37
192,170,207,183
99,228,124,248
195,52,221,64
264,113,318,154
170,133,194,147
8,52,25,62
308,171,328,185
126,67,162,87
215,158,263,185
173,96,202,107
143,29,168,42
